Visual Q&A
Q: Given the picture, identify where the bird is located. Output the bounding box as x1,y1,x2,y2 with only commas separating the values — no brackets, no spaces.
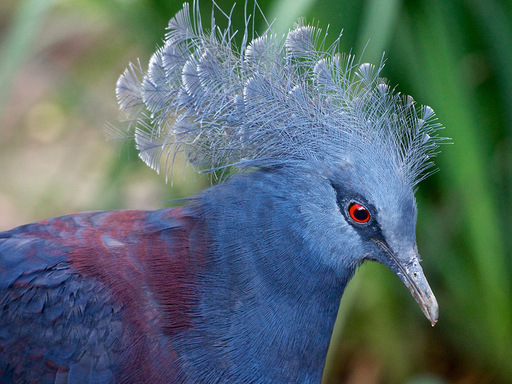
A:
0,2,444,383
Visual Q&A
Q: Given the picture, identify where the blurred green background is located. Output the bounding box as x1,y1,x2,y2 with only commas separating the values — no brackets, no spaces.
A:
1,0,511,383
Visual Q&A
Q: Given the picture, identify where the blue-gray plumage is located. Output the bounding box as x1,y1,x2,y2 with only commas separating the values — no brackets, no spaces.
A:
0,2,444,383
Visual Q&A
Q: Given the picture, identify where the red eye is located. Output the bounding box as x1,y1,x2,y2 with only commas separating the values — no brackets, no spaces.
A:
348,203,370,223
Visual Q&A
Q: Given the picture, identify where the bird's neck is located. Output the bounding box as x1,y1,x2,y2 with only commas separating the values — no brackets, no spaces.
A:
199,252,350,383
176,172,355,383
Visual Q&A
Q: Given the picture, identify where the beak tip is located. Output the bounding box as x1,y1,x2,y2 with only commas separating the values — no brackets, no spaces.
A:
425,297,439,327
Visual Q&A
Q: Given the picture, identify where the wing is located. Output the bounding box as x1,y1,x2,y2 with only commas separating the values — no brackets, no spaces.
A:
0,206,208,383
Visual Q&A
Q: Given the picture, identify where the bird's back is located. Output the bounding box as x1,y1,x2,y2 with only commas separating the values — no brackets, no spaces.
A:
0,206,207,383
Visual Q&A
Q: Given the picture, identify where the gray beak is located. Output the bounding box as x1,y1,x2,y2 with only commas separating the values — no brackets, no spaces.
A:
372,238,439,326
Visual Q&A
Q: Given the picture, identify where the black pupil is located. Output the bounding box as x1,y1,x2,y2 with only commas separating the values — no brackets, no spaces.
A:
353,207,368,221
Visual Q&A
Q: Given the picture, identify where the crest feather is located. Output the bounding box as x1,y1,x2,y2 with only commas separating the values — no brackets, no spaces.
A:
116,2,446,184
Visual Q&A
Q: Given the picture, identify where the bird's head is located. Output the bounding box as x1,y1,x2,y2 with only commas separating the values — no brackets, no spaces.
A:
116,2,445,325
325,149,438,325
